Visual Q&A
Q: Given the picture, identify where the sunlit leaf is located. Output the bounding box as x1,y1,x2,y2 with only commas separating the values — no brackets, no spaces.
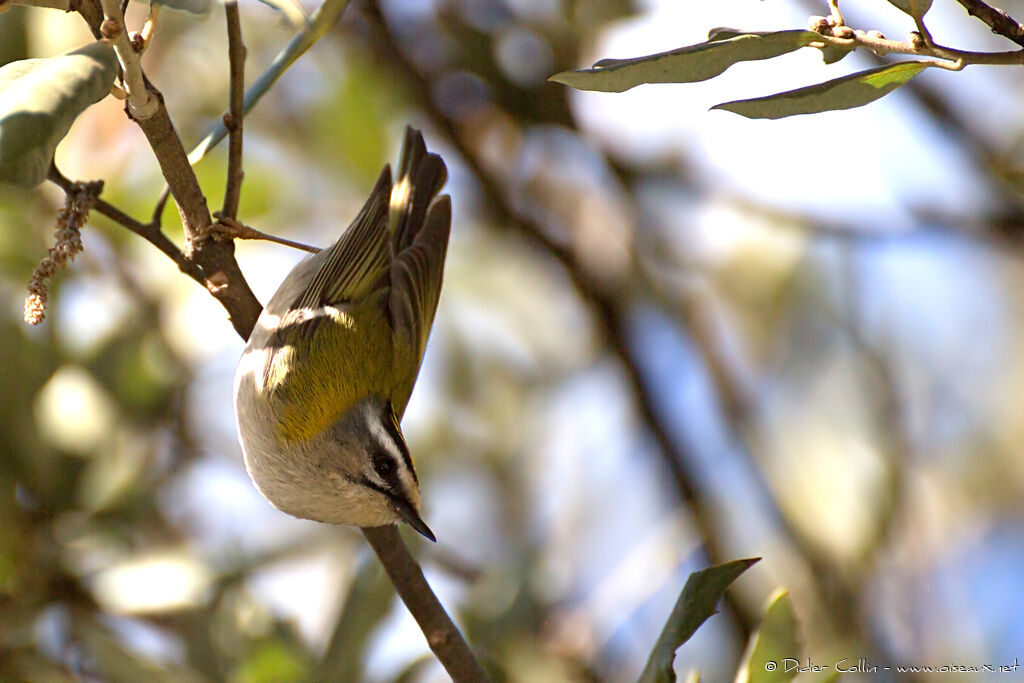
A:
549,31,821,93
712,61,930,119
735,590,799,683
0,41,116,188
638,558,761,683
888,0,932,19
707,27,746,42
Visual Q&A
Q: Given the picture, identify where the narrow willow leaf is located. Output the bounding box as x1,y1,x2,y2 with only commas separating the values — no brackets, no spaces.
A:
713,61,930,119
735,590,800,683
888,0,933,20
638,558,761,683
254,0,309,26
187,0,351,165
707,27,746,42
549,31,821,93
818,44,852,65
0,41,117,188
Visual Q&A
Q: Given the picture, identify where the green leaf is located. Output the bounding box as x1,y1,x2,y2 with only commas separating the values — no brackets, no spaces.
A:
707,27,747,42
187,0,352,165
549,31,822,93
0,41,116,188
735,590,800,683
888,0,933,20
639,557,761,683
713,61,931,119
818,44,853,65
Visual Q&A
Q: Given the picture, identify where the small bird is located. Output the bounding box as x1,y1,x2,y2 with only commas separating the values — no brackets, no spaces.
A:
233,127,449,541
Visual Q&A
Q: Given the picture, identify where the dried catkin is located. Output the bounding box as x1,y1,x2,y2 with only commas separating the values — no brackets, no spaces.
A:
24,181,102,325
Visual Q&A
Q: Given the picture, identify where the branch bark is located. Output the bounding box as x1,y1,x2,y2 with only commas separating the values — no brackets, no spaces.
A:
98,0,158,119
954,0,1024,48
47,164,205,286
133,97,260,339
363,526,490,682
222,0,246,220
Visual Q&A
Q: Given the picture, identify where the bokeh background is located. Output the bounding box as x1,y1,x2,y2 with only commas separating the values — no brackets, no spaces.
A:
3,0,1024,680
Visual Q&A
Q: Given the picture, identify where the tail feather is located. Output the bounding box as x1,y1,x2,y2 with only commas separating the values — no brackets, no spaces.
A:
391,126,448,251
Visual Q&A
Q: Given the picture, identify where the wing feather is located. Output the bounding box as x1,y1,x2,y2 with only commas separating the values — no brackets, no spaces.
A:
247,127,450,430
391,196,451,357
296,166,393,310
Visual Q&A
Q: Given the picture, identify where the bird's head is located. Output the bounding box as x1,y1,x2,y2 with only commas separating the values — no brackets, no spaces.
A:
235,380,434,541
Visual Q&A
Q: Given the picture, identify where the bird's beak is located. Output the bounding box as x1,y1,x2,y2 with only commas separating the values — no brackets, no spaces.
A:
391,496,436,543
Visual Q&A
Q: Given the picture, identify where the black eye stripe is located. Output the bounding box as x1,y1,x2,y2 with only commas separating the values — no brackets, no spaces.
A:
360,475,393,498
382,402,416,482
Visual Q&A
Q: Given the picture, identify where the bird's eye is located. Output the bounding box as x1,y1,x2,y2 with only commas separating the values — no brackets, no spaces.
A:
373,453,395,478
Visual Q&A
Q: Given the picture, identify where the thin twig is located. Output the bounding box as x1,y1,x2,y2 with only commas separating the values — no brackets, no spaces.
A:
799,0,1024,239
187,0,351,166
98,0,159,119
362,526,490,682
953,0,1024,48
151,186,171,227
211,214,319,253
149,0,350,243
808,26,1024,66
133,85,261,338
47,164,204,285
222,0,246,220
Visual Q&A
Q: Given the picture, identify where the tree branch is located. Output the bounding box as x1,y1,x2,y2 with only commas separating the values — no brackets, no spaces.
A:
98,0,159,119
362,526,490,682
953,0,1024,48
808,25,1024,68
132,91,260,339
222,0,246,220
47,164,205,285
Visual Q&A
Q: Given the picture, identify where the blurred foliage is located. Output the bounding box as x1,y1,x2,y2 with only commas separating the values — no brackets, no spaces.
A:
3,0,1024,682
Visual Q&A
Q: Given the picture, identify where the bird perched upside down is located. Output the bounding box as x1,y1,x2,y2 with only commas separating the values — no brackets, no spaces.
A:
234,127,450,541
